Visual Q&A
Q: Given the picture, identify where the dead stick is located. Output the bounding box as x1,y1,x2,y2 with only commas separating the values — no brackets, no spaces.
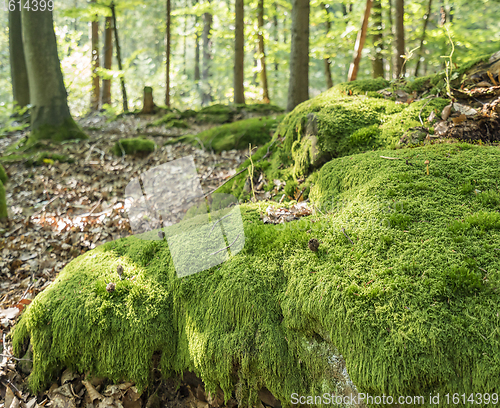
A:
380,156,400,160
341,228,354,245
0,354,33,362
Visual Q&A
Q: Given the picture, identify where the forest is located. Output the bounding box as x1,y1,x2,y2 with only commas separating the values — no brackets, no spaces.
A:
0,0,500,407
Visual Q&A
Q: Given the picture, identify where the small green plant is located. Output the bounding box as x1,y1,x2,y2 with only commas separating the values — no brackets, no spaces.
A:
441,25,456,99
477,190,500,207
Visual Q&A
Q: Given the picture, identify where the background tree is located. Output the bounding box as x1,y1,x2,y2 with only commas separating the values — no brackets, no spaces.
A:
347,0,373,81
395,0,405,77
90,0,100,111
257,0,270,103
287,0,310,112
8,8,30,109
21,8,85,141
201,1,213,106
166,0,172,107
371,0,384,78
322,3,333,89
102,15,113,106
234,0,245,104
414,0,432,77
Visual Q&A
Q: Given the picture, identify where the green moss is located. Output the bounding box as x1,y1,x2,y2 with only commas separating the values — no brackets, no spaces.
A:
0,164,7,185
190,116,282,152
0,180,6,219
13,143,500,402
148,113,189,129
237,104,284,114
29,117,87,142
112,138,156,156
25,152,75,167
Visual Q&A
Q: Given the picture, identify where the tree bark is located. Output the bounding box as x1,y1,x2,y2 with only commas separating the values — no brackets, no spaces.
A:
395,0,405,77
273,3,279,72
90,0,100,111
371,0,384,78
234,0,245,104
141,86,157,114
165,0,172,107
21,8,84,140
286,0,310,112
201,2,213,106
194,0,201,82
414,0,432,77
102,16,113,106
347,0,373,82
257,0,270,103
111,2,129,112
387,0,396,78
8,8,30,108
322,3,333,89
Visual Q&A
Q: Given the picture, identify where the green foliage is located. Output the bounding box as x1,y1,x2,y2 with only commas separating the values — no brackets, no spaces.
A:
332,78,390,94
112,137,156,156
148,113,189,129
0,180,6,220
0,164,7,185
13,143,500,400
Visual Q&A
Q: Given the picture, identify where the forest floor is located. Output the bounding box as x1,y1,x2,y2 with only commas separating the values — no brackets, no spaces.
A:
0,114,251,408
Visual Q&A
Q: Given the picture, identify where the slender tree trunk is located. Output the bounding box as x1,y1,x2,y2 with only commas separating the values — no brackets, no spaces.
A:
183,0,188,76
395,0,405,77
234,0,246,104
194,0,201,83
111,2,129,112
90,0,100,111
387,0,396,78
165,0,172,107
347,0,373,81
202,2,213,106
414,0,432,77
8,8,30,108
371,0,384,78
21,8,85,140
273,3,279,72
102,16,113,106
257,0,270,103
287,0,309,112
322,3,333,89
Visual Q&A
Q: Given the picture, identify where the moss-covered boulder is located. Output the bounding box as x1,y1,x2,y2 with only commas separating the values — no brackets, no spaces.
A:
168,116,283,152
148,112,189,129
112,138,156,157
195,104,284,124
12,142,500,402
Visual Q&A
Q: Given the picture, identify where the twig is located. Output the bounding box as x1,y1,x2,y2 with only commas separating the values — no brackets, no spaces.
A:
208,213,232,236
0,354,32,362
1,379,24,400
341,228,354,245
88,198,103,216
418,99,431,126
296,188,306,202
380,156,400,160
203,168,248,198
32,195,59,216
211,233,241,256
193,137,205,152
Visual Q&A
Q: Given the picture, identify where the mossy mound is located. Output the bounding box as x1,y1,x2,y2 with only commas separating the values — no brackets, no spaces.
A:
112,138,156,157
148,113,189,129
274,81,449,178
168,116,283,152
12,143,500,402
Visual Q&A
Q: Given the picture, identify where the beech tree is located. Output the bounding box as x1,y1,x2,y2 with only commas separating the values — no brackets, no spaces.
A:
257,0,270,103
21,8,85,141
287,0,310,112
347,0,373,82
395,0,405,77
234,0,245,104
371,0,384,78
201,1,213,106
90,0,100,111
166,0,172,107
102,15,113,106
8,8,30,108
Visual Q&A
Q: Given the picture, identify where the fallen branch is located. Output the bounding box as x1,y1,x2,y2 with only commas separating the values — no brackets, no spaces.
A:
380,156,400,160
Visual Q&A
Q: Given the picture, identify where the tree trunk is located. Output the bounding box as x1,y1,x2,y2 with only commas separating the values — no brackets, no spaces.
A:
90,0,100,111
273,3,279,72
395,0,405,77
102,16,113,106
234,0,245,104
347,0,373,81
371,0,384,78
322,3,333,89
8,8,30,108
141,86,157,114
21,8,85,140
111,2,129,112
387,0,396,78
286,0,309,112
183,1,188,76
414,0,432,77
257,0,270,103
201,3,213,106
165,0,172,107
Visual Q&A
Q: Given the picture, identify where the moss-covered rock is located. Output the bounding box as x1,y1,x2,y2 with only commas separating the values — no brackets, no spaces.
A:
194,104,284,124
12,143,500,402
112,138,156,156
174,116,283,152
148,113,189,129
